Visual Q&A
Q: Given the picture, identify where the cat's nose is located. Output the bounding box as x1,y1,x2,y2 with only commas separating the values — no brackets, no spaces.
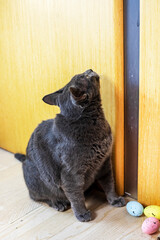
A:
85,69,93,76
85,69,99,80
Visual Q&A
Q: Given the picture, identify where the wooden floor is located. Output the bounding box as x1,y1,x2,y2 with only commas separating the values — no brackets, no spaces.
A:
0,149,159,240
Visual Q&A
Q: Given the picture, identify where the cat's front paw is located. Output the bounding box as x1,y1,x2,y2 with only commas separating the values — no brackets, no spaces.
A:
108,196,126,207
76,210,92,222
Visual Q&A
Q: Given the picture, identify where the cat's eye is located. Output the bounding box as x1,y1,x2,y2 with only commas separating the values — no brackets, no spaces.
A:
86,94,89,100
91,76,99,82
96,76,100,82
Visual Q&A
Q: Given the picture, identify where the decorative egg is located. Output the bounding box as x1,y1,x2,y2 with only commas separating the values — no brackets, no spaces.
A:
126,201,144,217
144,205,160,220
142,217,160,234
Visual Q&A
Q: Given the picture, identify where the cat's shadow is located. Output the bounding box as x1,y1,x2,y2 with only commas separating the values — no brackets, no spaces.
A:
84,184,107,220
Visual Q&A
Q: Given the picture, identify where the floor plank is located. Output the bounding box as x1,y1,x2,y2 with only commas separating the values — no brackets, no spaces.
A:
0,148,159,240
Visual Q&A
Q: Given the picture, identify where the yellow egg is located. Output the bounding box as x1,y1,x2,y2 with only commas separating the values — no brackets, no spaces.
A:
144,205,160,219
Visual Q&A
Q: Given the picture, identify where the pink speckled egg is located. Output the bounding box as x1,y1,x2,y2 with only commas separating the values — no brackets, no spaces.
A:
142,217,160,234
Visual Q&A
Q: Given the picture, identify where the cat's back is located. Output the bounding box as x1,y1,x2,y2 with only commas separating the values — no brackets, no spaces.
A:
26,119,55,156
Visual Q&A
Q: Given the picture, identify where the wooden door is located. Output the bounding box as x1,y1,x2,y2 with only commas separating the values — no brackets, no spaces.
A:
138,0,160,205
0,0,124,195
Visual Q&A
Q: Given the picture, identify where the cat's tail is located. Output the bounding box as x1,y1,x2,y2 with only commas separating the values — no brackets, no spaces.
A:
14,153,26,162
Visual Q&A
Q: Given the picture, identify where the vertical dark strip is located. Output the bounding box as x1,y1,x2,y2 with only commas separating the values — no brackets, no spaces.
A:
124,0,140,198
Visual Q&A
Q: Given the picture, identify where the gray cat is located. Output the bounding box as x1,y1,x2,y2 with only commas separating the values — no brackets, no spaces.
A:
15,69,125,222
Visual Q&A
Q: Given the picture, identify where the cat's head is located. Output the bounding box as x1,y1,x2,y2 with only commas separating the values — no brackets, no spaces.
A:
43,69,100,118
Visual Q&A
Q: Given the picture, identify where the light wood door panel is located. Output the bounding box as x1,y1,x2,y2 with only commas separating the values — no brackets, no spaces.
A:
0,0,124,194
138,0,160,205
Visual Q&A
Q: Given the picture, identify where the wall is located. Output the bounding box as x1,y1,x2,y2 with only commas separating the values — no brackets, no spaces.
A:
138,0,160,205
0,0,124,194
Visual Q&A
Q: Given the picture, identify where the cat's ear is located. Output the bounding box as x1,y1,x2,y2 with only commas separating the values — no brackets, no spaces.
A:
42,87,64,105
69,86,87,102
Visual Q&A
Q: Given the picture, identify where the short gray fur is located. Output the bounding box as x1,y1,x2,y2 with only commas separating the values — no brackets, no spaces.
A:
15,69,125,222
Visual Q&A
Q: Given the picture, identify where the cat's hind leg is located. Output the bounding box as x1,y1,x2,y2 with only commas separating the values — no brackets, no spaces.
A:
23,158,70,211
29,190,52,206
29,190,70,211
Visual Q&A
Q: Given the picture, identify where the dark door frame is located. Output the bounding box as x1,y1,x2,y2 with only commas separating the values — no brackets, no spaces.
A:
124,0,140,198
